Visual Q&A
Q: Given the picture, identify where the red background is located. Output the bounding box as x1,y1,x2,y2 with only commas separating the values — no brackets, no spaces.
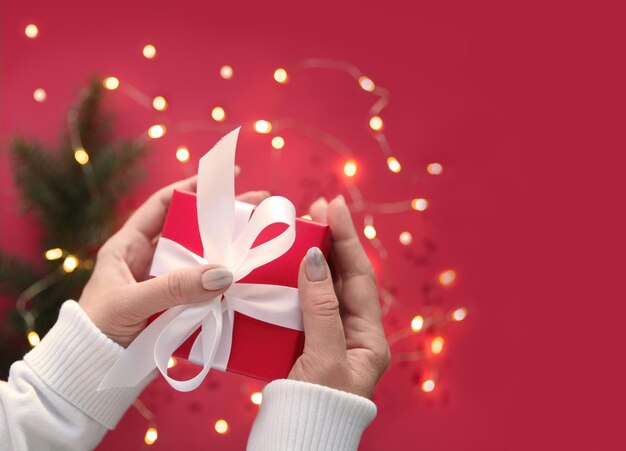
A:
1,1,624,450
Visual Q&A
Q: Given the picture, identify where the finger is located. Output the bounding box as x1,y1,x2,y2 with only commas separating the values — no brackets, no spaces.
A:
308,197,328,223
326,195,381,321
236,190,271,205
297,247,346,359
123,176,197,240
122,265,233,320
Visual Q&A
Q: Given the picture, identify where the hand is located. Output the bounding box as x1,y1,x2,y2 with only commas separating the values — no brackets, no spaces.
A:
79,175,270,347
288,195,390,399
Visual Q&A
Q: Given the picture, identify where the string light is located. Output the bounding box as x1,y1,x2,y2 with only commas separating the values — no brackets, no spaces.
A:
358,76,375,92
152,96,167,111
44,248,63,260
399,231,412,245
27,331,40,347
438,269,456,286
25,24,39,38
176,146,190,162
411,198,428,211
144,427,158,445
421,379,436,393
410,315,424,332
343,160,358,177
103,77,120,90
211,106,226,122
167,357,177,368
62,255,79,273
273,68,289,84
427,162,443,175
33,88,46,103
220,65,234,79
214,419,229,434
74,147,89,165
431,336,444,355
142,44,157,59
148,125,166,139
387,157,401,173
369,116,383,131
254,120,272,134
364,225,377,240
251,392,263,405
452,307,468,321
271,136,285,149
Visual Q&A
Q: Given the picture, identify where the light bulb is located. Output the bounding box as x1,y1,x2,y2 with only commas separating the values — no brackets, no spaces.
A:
254,120,272,134
220,65,234,79
214,419,229,434
144,427,158,445
421,379,435,392
176,146,190,162
369,116,383,131
74,148,89,165
438,269,456,286
152,96,167,111
271,136,285,149
251,392,263,405
62,255,79,273
344,160,358,177
431,336,444,355
142,44,157,59
387,157,401,173
167,357,177,368
364,225,377,240
410,315,424,332
27,331,40,347
211,106,226,122
399,231,412,245
25,24,39,38
358,76,375,92
103,77,120,90
45,248,63,260
452,307,468,321
33,88,46,102
411,198,428,211
427,162,443,175
301,214,313,220
148,125,166,139
273,68,288,84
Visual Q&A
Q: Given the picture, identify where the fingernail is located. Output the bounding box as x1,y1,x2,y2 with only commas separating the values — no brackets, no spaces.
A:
316,196,327,203
260,190,271,198
202,267,233,291
305,247,327,282
335,194,345,204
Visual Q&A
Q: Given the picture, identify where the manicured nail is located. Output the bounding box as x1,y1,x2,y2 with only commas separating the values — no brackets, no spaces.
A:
260,190,271,198
305,247,327,282
316,196,327,203
335,194,345,204
202,267,233,291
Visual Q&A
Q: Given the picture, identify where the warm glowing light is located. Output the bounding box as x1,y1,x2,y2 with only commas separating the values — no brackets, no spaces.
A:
271,136,285,149
421,379,436,392
410,315,424,332
273,68,289,83
301,214,312,220
251,392,263,405
148,125,166,139
33,88,46,102
167,357,177,369
364,225,377,240
438,269,457,286
214,419,229,434
74,147,89,165
399,231,412,245
387,157,401,173
25,24,39,38
254,120,272,134
427,162,443,175
27,331,40,347
369,116,383,131
344,160,358,177
211,106,226,122
431,336,444,355
142,44,157,59
45,248,63,260
452,307,468,322
176,146,190,162
220,65,234,79
144,427,158,445
62,255,79,273
152,96,167,111
411,198,428,211
358,76,375,92
103,77,120,90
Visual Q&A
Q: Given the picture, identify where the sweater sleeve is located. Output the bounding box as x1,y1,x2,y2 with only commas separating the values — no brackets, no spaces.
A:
247,379,377,451
0,300,155,451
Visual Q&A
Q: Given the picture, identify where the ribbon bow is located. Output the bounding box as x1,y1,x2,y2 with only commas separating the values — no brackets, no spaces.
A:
99,127,301,392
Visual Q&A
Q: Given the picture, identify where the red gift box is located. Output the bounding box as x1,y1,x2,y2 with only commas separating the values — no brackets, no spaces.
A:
153,189,331,381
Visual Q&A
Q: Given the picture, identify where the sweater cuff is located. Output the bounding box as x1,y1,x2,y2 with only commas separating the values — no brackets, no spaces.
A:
24,300,155,429
248,379,377,450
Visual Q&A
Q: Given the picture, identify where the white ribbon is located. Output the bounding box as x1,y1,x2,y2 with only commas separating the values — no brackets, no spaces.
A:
99,127,301,392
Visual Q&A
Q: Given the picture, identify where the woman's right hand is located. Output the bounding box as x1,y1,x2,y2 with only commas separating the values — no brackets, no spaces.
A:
288,195,390,399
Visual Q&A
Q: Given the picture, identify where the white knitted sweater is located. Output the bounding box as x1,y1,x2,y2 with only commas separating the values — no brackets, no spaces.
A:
0,301,376,450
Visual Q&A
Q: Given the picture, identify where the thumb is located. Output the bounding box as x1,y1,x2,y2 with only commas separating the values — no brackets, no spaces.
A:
298,247,346,359
125,265,233,319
